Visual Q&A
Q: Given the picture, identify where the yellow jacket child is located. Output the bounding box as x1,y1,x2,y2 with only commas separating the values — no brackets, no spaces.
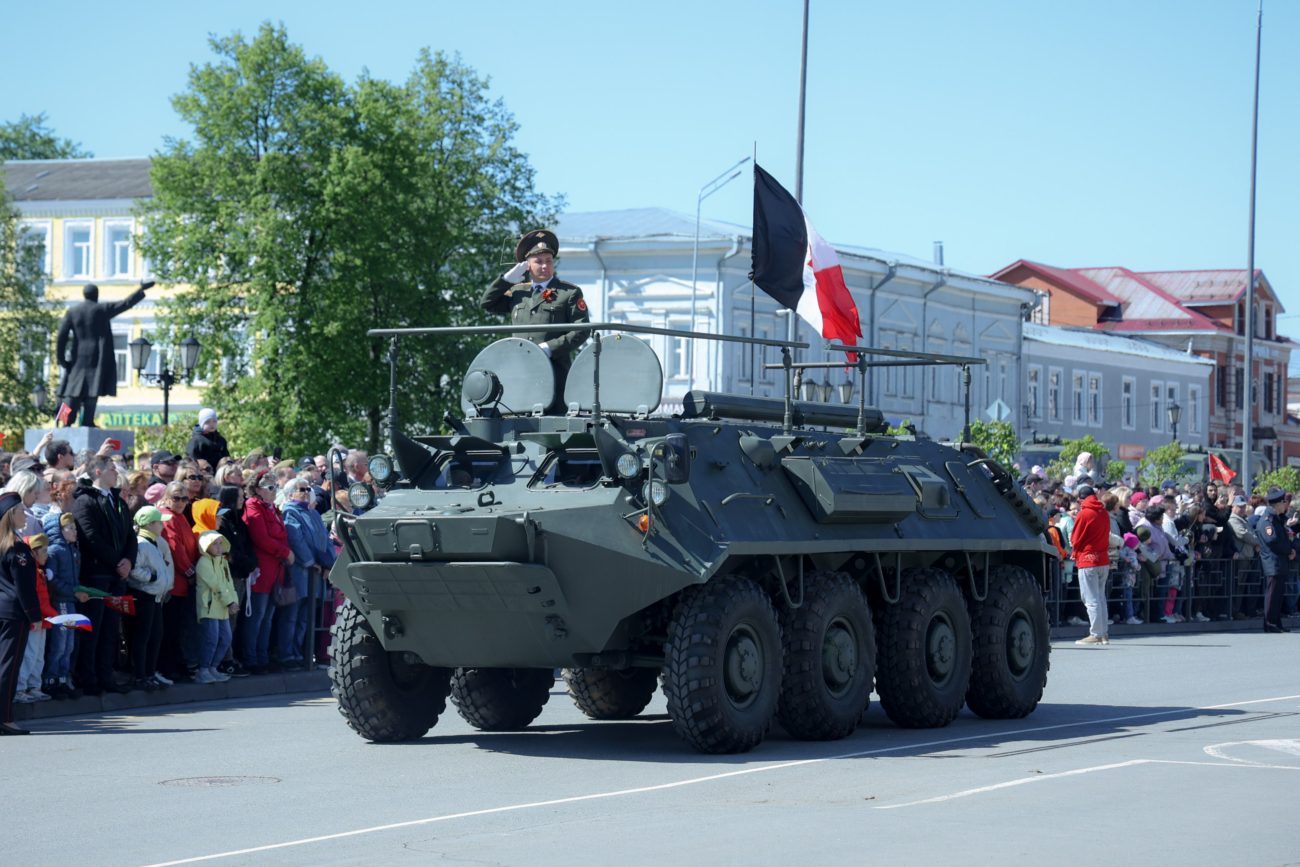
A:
196,531,238,621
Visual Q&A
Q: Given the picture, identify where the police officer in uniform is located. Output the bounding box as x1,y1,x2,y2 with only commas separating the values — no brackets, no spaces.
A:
481,229,590,412
0,492,40,735
1256,488,1293,633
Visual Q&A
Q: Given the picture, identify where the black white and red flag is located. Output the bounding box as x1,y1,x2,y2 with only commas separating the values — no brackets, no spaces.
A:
750,164,862,355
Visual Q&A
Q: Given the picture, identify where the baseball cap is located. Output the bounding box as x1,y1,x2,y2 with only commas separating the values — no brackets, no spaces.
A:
1161,480,1176,490
297,456,316,470
1232,495,1249,506
1130,491,1148,505
10,456,40,474
151,449,181,464
134,505,173,526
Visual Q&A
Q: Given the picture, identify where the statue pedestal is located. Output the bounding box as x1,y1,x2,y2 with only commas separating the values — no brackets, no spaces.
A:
24,428,137,457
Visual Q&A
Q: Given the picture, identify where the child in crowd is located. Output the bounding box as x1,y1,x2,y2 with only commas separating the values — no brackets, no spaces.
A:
1115,533,1142,625
128,506,176,691
40,511,86,699
14,534,58,702
195,531,238,684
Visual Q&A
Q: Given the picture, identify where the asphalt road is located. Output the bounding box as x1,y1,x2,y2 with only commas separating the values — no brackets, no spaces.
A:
5,633,1298,867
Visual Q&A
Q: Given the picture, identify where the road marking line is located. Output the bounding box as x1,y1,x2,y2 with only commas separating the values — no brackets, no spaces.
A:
137,692,1300,867
876,760,1152,808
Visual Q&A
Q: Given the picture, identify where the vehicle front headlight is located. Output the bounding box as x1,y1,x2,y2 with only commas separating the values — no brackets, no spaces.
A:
368,454,395,485
642,479,669,507
616,452,643,479
348,482,374,510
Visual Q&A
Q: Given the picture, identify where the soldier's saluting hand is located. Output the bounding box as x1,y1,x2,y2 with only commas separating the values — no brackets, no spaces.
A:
481,229,590,411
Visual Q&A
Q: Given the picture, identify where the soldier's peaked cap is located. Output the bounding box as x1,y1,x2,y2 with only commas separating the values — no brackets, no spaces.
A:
515,229,559,263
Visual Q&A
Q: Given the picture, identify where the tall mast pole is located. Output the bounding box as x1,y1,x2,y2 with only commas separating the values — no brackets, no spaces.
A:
790,0,809,344
1241,0,1262,494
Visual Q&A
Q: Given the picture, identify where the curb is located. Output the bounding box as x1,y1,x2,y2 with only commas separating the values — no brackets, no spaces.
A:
1050,615,1300,641
12,669,331,721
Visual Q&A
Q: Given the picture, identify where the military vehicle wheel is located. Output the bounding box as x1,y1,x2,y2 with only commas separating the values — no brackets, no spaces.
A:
876,567,972,729
329,602,453,742
450,668,553,731
966,565,1050,719
563,667,658,720
777,571,875,740
663,575,782,754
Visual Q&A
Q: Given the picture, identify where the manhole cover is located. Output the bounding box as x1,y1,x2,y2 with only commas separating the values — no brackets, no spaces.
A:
160,776,281,787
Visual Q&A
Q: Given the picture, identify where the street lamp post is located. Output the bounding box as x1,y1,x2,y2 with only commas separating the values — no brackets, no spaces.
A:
1167,401,1182,444
689,156,750,392
31,383,47,413
130,335,202,426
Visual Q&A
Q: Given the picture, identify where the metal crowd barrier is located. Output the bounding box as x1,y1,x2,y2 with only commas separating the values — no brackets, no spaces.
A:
1046,556,1300,627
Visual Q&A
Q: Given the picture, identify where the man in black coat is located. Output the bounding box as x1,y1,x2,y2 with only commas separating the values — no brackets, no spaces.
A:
0,492,42,734
1255,489,1294,633
185,408,230,468
70,455,139,694
55,281,150,427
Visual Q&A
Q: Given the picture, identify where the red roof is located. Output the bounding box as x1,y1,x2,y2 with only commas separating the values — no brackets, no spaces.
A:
988,260,1258,335
989,260,1123,306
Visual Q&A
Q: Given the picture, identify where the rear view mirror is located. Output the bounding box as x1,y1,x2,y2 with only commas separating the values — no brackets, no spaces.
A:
662,433,691,484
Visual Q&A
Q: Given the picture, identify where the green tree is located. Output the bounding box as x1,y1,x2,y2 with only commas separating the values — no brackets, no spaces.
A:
0,113,92,160
1253,465,1300,496
1044,434,1111,481
1137,441,1194,488
967,419,1018,474
137,25,557,456
0,185,57,440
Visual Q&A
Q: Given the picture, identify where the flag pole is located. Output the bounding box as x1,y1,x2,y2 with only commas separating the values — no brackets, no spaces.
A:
790,0,809,345
1241,0,1262,495
750,141,757,396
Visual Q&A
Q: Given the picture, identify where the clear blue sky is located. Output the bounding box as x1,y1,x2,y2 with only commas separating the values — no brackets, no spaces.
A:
4,1,1295,317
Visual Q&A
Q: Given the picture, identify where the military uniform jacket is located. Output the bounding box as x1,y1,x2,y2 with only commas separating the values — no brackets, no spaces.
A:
480,276,590,370
0,541,41,624
56,287,147,398
1255,510,1293,576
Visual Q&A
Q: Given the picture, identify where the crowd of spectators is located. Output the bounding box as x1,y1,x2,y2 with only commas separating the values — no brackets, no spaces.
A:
1021,450,1298,640
0,409,376,720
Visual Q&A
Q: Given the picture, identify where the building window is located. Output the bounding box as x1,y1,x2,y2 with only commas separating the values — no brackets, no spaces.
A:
1263,371,1275,414
1072,371,1084,423
1279,374,1286,419
1027,366,1041,419
1088,374,1101,425
1167,384,1178,429
1216,365,1227,408
666,325,688,379
900,337,915,399
1236,367,1245,410
113,333,129,385
20,221,52,275
1048,368,1062,421
999,358,1009,403
104,221,134,279
64,221,93,280
1122,377,1135,429
1236,303,1245,335
737,324,752,381
1151,381,1163,432
1189,386,1201,434
1265,307,1273,339
758,327,772,383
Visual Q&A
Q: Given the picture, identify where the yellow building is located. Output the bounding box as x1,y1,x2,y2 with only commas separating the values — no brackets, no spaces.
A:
3,158,203,427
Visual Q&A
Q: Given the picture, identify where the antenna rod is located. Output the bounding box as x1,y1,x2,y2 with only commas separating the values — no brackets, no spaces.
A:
1242,0,1262,494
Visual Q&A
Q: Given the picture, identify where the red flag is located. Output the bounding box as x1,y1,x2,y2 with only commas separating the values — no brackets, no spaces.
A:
56,403,72,425
105,596,135,616
1209,453,1236,484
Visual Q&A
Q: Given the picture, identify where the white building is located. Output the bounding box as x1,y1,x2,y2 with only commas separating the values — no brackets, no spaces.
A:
554,208,1038,439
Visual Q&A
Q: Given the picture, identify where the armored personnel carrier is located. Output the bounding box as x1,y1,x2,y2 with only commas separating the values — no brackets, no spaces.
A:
327,323,1055,754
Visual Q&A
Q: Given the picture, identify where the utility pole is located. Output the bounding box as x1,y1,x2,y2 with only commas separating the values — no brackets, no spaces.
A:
1242,0,1263,494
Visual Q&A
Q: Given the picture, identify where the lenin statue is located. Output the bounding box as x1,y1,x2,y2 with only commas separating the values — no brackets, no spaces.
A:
55,281,151,427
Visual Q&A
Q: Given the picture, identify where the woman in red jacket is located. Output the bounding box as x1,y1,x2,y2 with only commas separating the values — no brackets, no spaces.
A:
1070,484,1112,645
241,472,293,674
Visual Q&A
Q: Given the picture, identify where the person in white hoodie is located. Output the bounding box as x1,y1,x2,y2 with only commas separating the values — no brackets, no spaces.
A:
127,506,175,692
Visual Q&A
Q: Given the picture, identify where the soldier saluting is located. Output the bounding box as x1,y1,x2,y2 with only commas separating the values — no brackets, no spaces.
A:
481,230,590,411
